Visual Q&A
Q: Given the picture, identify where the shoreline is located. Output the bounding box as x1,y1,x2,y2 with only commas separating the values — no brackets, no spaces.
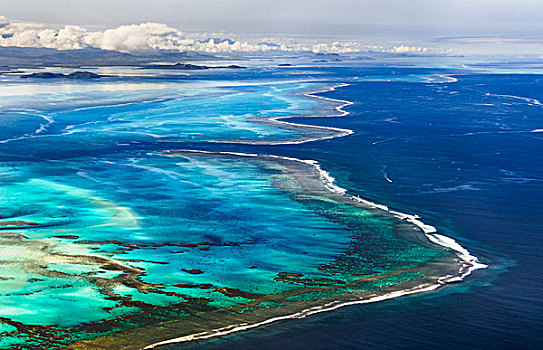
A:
208,83,355,145
149,148,488,349
207,75,459,146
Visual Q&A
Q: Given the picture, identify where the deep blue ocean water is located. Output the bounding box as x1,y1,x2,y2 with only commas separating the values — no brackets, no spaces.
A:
0,61,541,349
171,70,543,349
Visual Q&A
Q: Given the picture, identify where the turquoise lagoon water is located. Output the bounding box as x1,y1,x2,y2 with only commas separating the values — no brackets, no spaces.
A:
0,79,328,147
0,72,466,349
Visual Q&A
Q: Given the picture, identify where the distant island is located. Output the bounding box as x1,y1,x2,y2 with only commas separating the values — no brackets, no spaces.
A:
0,47,216,69
20,71,103,79
141,63,247,70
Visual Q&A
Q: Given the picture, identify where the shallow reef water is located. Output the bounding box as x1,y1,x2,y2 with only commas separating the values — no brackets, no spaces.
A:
0,64,486,349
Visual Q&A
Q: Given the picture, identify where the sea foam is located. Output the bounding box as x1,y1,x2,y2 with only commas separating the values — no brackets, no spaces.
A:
155,146,488,349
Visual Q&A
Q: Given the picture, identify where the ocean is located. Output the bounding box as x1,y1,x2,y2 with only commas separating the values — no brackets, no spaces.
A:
0,60,541,349
177,66,543,349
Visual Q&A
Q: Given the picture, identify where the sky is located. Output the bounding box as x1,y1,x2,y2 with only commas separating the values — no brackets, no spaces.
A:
2,0,543,55
3,0,543,36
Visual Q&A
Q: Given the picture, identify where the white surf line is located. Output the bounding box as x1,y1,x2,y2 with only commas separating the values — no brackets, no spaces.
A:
151,149,488,349
209,83,355,145
145,284,442,349
70,97,171,112
0,111,56,144
10,110,55,135
434,74,458,83
485,92,543,106
447,129,543,137
269,83,355,144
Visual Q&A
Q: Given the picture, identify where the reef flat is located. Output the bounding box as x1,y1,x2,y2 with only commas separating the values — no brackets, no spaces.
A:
0,65,485,349
0,152,469,350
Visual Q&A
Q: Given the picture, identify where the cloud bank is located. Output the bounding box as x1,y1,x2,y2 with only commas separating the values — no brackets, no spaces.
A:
0,17,431,54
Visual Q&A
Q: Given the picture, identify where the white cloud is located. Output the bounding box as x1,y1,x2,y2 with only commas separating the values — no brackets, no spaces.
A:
0,17,433,54
390,45,428,53
84,23,191,52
